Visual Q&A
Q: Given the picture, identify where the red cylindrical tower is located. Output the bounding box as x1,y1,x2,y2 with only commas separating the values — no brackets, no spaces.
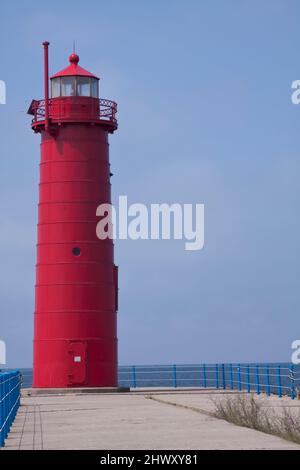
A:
28,43,118,388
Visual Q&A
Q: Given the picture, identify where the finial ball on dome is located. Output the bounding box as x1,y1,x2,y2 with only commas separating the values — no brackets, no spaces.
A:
69,53,79,64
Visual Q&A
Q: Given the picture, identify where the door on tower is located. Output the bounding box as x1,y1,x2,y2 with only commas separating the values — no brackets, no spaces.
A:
67,341,87,386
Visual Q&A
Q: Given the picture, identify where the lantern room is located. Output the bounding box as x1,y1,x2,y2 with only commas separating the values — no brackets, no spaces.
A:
50,53,99,98
28,49,117,134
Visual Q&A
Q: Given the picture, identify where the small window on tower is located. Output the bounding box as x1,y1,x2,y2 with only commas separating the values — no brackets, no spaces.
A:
77,77,91,96
61,76,76,96
72,247,81,257
51,78,60,98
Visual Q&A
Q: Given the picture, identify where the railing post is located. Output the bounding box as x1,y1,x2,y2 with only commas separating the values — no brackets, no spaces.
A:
247,365,251,393
290,364,295,400
132,365,137,389
237,364,242,391
172,364,177,388
18,372,21,408
7,374,10,430
221,364,226,390
255,364,260,395
215,364,219,389
266,364,270,396
229,364,234,390
8,375,11,430
4,374,8,440
0,375,3,447
4,374,7,441
277,365,282,398
202,364,207,388
15,373,19,420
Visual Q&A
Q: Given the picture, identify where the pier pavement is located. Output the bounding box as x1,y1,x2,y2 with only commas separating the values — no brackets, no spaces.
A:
3,389,300,450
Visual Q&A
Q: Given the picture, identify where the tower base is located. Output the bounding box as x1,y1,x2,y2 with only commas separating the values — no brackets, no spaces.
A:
22,387,129,397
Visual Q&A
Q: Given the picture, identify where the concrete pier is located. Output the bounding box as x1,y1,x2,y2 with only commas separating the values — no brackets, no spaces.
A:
3,389,300,450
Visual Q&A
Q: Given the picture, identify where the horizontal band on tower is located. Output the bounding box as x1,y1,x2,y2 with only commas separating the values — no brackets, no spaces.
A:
38,200,109,206
34,309,117,314
35,280,115,287
33,338,118,342
39,160,110,165
36,261,114,266
39,180,111,185
36,240,113,245
37,220,103,225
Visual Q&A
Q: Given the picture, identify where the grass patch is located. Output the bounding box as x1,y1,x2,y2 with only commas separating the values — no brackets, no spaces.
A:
213,394,300,445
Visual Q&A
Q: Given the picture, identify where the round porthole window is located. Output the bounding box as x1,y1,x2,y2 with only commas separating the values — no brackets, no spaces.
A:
72,247,81,257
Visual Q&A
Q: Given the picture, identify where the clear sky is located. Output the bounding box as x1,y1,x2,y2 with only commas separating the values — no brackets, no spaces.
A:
0,0,300,368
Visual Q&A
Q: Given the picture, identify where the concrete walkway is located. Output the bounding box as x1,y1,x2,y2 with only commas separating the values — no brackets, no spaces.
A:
3,390,300,450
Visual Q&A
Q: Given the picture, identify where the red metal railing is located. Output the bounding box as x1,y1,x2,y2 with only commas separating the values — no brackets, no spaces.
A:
30,98,117,127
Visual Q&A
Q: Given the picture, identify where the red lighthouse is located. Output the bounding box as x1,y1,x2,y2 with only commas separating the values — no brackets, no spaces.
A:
28,42,118,388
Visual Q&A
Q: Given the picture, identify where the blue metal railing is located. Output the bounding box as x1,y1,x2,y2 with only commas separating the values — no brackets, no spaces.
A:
19,363,300,400
0,370,21,447
118,363,300,399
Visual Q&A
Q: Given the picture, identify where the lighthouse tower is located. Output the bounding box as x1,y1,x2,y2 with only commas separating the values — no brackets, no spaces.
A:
28,42,118,388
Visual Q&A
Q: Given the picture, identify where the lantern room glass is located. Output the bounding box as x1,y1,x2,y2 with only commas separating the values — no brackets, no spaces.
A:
51,78,60,98
91,79,99,98
51,77,99,98
61,77,76,96
76,77,90,96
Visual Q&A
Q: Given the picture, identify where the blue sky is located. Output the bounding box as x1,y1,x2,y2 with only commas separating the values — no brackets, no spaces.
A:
0,0,300,367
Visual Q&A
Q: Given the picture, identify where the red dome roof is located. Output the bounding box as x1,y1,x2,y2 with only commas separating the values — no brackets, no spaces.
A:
51,54,99,79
